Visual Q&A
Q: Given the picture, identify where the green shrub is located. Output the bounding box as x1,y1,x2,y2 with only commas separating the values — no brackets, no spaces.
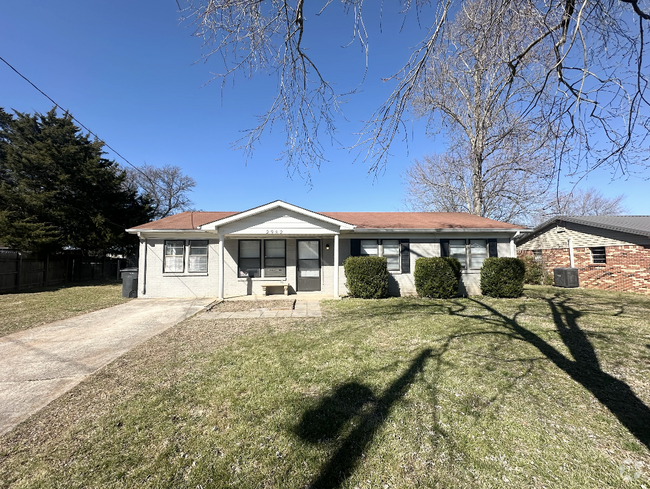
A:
414,257,459,298
480,257,526,298
344,256,389,299
443,257,462,282
521,254,544,284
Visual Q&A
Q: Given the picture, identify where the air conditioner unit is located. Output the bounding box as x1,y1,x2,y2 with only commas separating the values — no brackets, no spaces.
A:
554,268,579,288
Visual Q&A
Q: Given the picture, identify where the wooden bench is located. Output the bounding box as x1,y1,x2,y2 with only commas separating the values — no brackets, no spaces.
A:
261,283,290,296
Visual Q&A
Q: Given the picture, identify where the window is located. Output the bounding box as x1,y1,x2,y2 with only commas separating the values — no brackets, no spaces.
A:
239,240,261,277
188,240,208,273
533,250,543,262
445,239,490,269
469,239,487,269
264,240,286,277
591,247,606,264
360,240,378,256
164,240,184,273
359,239,402,272
383,240,400,271
449,240,467,268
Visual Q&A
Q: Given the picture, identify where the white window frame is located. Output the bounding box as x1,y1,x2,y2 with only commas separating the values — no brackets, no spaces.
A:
188,240,209,273
163,240,185,273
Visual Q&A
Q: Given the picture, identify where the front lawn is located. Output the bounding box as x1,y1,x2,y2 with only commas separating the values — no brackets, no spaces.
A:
0,282,128,337
1,287,648,488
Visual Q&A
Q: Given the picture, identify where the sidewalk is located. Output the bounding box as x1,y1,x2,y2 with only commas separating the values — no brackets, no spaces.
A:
198,300,322,319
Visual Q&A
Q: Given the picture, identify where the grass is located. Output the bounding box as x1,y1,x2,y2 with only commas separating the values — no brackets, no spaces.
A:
1,286,649,488
0,282,129,337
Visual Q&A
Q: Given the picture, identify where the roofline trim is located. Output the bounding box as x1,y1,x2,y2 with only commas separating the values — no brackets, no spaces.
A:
197,200,356,230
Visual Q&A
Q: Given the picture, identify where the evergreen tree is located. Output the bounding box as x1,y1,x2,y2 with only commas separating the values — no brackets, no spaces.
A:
0,107,152,254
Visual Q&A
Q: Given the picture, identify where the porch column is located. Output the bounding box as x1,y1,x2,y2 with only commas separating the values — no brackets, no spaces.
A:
333,233,340,298
218,234,225,299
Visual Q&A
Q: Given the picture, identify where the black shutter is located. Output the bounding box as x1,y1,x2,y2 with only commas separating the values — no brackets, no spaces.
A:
488,239,498,257
440,239,450,257
400,239,410,273
350,239,361,257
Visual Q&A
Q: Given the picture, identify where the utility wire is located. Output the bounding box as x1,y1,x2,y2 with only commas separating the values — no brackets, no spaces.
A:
0,55,161,234
0,54,165,198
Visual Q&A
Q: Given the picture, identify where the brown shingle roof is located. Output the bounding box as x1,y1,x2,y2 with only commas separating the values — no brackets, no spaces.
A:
130,210,524,231
320,212,524,229
129,212,238,230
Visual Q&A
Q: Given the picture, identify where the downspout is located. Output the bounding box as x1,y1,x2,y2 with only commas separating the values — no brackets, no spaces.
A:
140,234,147,296
568,237,574,268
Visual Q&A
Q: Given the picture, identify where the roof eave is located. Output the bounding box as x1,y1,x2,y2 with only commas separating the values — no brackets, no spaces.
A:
347,227,528,233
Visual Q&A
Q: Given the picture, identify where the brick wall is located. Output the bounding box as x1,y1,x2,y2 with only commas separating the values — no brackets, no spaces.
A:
519,245,650,294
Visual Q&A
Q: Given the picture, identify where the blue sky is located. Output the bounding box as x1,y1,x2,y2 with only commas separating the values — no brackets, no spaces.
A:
1,1,647,216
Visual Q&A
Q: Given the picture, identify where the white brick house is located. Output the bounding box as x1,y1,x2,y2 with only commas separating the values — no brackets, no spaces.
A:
126,200,525,298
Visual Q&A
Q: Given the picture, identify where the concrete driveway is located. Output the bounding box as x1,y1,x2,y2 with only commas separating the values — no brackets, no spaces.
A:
0,297,212,436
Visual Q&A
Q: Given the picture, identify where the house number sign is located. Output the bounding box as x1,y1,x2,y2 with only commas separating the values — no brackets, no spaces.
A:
266,230,284,234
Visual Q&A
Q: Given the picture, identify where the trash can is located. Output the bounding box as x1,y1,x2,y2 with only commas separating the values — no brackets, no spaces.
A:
120,268,139,298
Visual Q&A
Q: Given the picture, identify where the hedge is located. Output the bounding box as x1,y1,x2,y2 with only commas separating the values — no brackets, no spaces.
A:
344,256,389,299
414,257,460,298
480,257,526,298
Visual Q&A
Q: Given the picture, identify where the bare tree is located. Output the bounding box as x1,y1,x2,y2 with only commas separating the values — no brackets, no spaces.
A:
126,164,197,220
179,0,650,180
404,151,552,224
407,0,557,221
533,187,628,224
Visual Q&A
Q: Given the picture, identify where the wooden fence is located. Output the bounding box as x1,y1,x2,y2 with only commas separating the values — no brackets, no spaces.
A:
0,250,127,293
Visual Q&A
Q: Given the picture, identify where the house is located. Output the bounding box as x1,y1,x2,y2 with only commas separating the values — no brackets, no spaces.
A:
126,200,526,298
516,215,650,294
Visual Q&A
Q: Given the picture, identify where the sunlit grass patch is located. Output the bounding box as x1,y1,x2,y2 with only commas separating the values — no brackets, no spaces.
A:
0,282,128,337
1,287,649,488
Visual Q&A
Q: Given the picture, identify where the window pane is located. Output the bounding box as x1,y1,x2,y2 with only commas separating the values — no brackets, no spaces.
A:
383,240,399,255
298,241,319,259
264,258,285,268
360,240,378,256
450,239,466,268
164,241,184,272
240,240,260,258
165,255,183,273
386,256,400,271
470,239,487,269
265,240,285,258
239,258,260,277
189,255,207,273
165,241,184,256
591,247,606,264
189,241,208,255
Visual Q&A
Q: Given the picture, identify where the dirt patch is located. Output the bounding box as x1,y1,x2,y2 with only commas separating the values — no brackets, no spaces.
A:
207,299,295,313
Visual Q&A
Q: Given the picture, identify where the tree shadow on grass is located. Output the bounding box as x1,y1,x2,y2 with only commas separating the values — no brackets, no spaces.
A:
470,296,650,451
296,348,434,489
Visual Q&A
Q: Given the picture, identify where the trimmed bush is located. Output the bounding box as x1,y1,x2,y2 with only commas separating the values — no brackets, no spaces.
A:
480,257,526,298
443,257,462,282
344,256,389,299
414,257,459,298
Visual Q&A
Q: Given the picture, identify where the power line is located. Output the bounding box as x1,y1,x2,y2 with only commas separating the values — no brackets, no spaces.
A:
0,55,143,173
0,55,160,234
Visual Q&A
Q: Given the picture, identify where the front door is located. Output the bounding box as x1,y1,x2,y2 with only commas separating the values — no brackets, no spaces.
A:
297,240,321,291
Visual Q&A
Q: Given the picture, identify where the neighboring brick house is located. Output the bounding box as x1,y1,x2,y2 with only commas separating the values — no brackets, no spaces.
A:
126,200,525,298
516,216,650,294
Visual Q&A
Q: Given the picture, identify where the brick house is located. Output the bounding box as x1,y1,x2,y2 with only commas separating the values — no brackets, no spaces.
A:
126,200,525,299
516,216,650,294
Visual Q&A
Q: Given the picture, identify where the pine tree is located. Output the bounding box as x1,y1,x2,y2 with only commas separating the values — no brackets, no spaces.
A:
0,107,152,254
